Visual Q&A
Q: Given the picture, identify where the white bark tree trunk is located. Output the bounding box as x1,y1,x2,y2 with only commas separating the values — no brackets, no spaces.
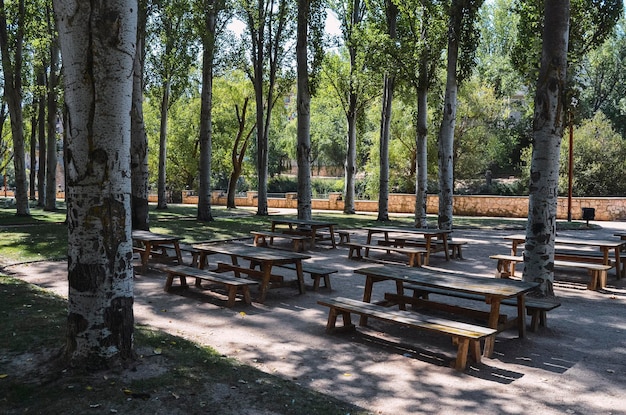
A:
523,0,570,296
414,85,428,228
131,0,150,230
437,11,459,232
296,0,312,221
55,0,137,366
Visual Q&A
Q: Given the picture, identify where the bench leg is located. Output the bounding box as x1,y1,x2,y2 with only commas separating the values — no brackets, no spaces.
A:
241,286,252,305
226,286,238,307
469,339,482,365
348,246,362,259
164,272,175,292
408,253,422,267
454,337,470,371
496,259,512,278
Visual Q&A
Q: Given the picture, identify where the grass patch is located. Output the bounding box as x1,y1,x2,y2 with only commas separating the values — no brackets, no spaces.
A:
0,275,369,415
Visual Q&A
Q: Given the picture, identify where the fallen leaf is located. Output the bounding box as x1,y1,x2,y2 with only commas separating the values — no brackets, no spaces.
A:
0,374,8,379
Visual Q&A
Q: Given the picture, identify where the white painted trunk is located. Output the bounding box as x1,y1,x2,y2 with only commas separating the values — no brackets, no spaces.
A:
55,0,137,365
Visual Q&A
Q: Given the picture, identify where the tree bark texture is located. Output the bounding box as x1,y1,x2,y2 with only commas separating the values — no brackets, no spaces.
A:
414,84,428,228
523,0,570,296
55,0,137,367
131,0,150,230
0,0,30,216
437,2,461,231
296,0,312,221
157,79,170,209
227,100,253,209
197,1,218,222
45,37,60,211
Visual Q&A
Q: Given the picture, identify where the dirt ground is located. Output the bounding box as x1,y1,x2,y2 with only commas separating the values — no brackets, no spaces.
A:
6,218,626,415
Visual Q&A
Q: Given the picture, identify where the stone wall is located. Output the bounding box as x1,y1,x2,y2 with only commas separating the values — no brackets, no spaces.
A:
175,192,626,221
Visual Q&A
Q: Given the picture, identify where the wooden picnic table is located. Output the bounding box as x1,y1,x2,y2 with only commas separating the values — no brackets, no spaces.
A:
270,218,338,249
505,234,625,279
353,264,539,358
192,243,311,303
132,230,183,274
364,226,451,265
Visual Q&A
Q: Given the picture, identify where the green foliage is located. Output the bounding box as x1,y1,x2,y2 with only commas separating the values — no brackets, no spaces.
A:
560,112,626,196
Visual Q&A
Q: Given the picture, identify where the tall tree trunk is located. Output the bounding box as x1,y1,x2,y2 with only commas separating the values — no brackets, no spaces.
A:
377,74,394,221
45,36,60,211
343,0,362,215
523,0,570,297
197,0,218,222
0,0,30,216
131,0,150,230
54,0,136,367
296,0,312,221
377,0,398,222
157,79,170,209
414,81,428,228
29,104,37,201
36,69,46,206
227,100,253,209
437,1,462,231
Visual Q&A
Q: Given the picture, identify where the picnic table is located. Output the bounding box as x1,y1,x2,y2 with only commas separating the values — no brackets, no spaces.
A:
270,218,338,249
353,265,539,358
505,234,625,279
192,243,311,303
132,230,183,274
364,226,451,265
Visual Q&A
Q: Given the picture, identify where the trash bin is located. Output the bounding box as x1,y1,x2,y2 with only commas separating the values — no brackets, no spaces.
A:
582,207,595,225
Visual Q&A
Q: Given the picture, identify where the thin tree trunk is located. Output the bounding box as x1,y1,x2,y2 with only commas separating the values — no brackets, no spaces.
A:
36,70,46,206
29,104,37,201
523,0,570,296
45,36,59,211
437,2,461,231
54,0,136,366
296,0,312,221
227,100,253,209
197,1,218,222
0,0,29,216
377,74,394,221
157,80,170,209
131,0,150,230
414,83,428,228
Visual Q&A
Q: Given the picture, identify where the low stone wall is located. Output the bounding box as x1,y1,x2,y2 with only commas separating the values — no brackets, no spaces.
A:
176,191,626,221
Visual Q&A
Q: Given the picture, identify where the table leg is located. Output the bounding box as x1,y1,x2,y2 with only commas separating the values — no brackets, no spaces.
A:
395,281,405,310
510,241,521,277
360,275,375,326
295,260,306,295
141,242,151,274
424,236,432,266
441,234,450,261
329,225,337,248
483,297,504,358
612,247,622,279
257,262,272,304
173,241,183,265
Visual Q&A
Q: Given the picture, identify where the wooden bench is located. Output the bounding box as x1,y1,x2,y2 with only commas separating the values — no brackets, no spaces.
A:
345,242,426,267
317,297,496,371
161,265,258,307
399,285,561,332
250,231,309,252
378,238,466,259
490,254,613,290
277,263,337,290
